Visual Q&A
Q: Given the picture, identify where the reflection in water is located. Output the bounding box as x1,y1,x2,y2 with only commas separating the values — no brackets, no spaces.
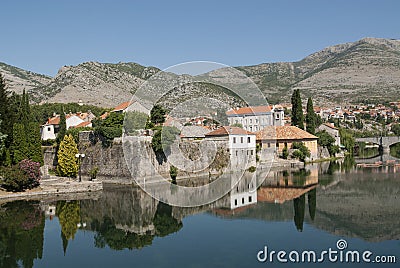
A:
0,158,398,266
0,201,44,268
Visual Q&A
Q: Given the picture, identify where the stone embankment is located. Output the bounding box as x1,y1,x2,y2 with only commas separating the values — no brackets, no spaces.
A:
0,176,102,202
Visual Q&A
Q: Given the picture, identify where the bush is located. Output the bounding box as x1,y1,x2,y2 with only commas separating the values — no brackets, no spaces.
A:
291,142,310,162
89,166,99,180
0,159,41,191
248,166,256,173
282,145,289,159
169,165,178,182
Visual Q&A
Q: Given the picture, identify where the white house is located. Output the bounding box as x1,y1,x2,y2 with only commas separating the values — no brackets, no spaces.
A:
41,112,95,140
204,126,256,168
317,123,341,146
226,105,284,132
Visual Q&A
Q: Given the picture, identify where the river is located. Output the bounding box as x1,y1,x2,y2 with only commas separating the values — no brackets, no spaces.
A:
0,158,399,268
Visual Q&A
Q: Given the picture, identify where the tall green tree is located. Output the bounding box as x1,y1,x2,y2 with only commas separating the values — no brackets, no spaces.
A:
291,89,304,129
150,104,167,125
11,123,28,164
305,97,317,134
0,74,14,148
57,134,79,177
56,111,67,145
26,122,44,165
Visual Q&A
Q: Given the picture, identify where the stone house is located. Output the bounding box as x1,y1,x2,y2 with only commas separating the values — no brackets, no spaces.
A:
226,105,284,132
317,123,341,146
256,126,318,161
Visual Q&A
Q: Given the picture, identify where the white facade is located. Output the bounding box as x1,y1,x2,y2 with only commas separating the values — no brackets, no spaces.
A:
229,133,257,168
41,124,56,140
318,123,341,146
66,115,85,130
227,106,284,132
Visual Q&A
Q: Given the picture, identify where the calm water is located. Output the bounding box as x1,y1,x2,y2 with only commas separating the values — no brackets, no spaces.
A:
1,159,399,268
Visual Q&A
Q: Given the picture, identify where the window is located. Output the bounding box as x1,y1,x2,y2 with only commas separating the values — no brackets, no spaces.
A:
242,198,245,204
233,137,236,143
250,119,252,123
234,199,237,206
241,137,244,143
47,127,51,131
248,137,251,143
235,150,238,156
249,196,252,202
251,150,253,155
268,143,271,148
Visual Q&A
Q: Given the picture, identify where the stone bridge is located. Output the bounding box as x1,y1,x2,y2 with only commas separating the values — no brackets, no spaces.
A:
356,136,400,153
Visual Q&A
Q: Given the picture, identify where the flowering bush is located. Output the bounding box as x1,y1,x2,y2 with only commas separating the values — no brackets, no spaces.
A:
19,159,41,189
0,159,41,192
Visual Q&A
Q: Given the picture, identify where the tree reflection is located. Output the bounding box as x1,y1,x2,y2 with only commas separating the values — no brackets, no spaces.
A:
56,201,81,240
293,194,305,231
0,201,44,268
308,188,316,221
154,202,182,237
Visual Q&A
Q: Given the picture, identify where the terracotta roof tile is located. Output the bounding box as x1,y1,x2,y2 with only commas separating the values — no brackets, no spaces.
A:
205,126,255,136
226,106,272,116
113,101,133,112
256,126,318,141
47,116,60,125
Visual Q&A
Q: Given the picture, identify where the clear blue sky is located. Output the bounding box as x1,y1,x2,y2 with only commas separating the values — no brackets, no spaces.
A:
1,0,399,76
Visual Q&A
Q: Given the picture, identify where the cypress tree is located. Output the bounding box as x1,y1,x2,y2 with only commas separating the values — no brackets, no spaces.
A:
57,111,67,145
306,97,317,134
291,89,304,129
0,73,14,148
11,123,28,164
26,122,44,165
57,134,79,177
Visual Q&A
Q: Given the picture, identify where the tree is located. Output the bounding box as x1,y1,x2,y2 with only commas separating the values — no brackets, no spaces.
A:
308,188,316,221
93,112,124,146
0,74,14,148
11,123,28,164
291,142,310,162
57,134,79,177
56,111,67,145
0,119,7,154
26,122,44,165
124,111,149,134
293,194,305,232
316,130,339,156
282,144,289,159
340,128,355,154
291,89,304,129
305,97,317,134
150,104,167,125
391,123,400,136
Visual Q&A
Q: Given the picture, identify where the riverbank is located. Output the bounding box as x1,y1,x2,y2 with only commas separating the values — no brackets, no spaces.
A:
0,176,103,202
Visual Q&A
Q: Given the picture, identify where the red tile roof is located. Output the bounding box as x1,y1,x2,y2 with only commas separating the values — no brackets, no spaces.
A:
113,101,133,112
74,121,92,128
205,126,255,136
226,106,272,116
47,115,60,125
256,126,318,141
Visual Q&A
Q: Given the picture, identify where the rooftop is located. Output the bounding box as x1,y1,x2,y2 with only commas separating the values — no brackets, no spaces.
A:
205,126,255,136
226,106,272,116
256,126,318,140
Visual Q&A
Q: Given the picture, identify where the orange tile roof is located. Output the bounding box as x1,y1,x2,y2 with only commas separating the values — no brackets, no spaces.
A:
205,126,255,136
100,112,110,120
113,101,133,112
323,123,338,130
47,115,60,125
226,106,272,116
256,126,318,141
74,121,92,128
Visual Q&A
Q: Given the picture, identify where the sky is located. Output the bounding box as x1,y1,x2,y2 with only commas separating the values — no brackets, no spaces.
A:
0,0,399,76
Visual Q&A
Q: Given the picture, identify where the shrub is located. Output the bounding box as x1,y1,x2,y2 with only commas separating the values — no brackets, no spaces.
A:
89,166,99,180
0,159,41,191
169,165,178,182
248,166,256,173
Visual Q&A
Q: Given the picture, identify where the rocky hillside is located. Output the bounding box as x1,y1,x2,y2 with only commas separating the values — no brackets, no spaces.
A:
1,37,400,107
0,62,51,95
234,37,400,104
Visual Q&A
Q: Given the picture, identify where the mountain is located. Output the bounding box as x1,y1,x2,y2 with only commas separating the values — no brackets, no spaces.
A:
234,37,400,104
1,37,400,107
0,62,51,95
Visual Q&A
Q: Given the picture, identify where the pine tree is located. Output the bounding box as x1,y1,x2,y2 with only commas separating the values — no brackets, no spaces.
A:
57,134,79,177
26,122,44,165
11,123,28,164
305,97,317,134
291,89,304,129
